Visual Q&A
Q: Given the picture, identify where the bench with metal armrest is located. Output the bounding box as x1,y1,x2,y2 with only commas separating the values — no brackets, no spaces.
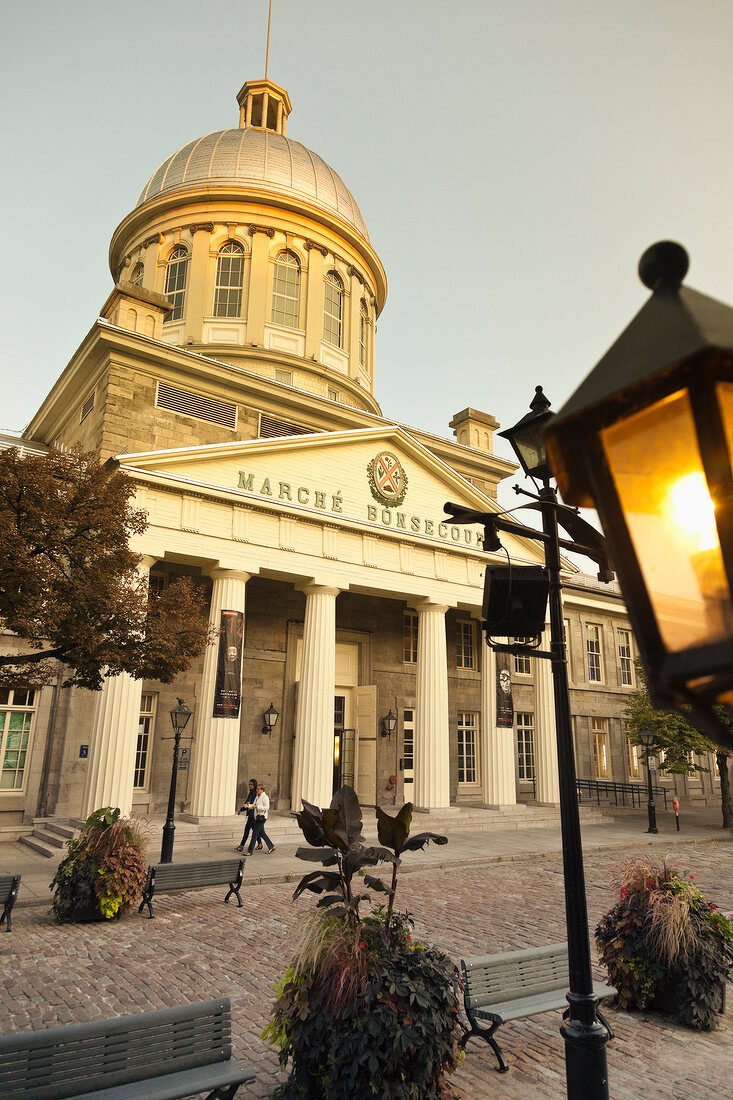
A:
138,858,245,918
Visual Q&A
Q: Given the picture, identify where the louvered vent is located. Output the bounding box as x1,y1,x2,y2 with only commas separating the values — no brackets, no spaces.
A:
259,414,313,439
80,391,95,422
156,381,237,429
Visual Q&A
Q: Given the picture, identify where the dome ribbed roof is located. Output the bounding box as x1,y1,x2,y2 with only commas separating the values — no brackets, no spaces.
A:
136,128,369,242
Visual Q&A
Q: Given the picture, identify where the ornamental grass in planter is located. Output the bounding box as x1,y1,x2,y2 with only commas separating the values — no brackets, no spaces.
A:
50,806,148,922
263,787,462,1100
595,852,733,1030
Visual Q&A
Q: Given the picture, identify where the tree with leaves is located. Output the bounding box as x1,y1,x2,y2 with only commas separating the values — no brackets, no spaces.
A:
624,660,733,828
0,446,212,690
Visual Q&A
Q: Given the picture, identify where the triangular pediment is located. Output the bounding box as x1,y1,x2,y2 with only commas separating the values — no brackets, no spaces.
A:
119,426,546,562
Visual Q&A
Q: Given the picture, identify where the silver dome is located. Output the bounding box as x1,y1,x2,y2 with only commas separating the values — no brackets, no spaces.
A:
136,128,369,242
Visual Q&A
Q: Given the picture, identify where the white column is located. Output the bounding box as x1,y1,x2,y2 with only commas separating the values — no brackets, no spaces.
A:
291,585,339,811
481,647,516,807
80,555,157,819
414,601,450,809
188,569,250,818
535,626,561,804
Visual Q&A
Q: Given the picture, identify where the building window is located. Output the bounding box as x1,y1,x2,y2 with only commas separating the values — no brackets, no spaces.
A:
323,271,343,347
626,738,641,779
592,717,609,778
327,387,341,402
164,247,189,321
274,368,293,385
404,612,418,663
457,711,478,784
271,250,300,328
687,751,699,779
131,261,144,287
585,623,603,683
456,620,476,669
359,299,368,367
0,688,36,790
134,693,157,789
618,628,634,686
213,241,245,317
513,639,531,676
516,712,535,781
659,749,670,778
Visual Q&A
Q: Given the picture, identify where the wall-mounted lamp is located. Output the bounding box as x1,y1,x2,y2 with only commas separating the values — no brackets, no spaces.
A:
382,708,398,739
262,702,279,737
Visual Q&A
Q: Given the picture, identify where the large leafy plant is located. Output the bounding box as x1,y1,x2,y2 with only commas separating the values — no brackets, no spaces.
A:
51,806,148,921
596,853,733,1029
293,786,447,919
265,787,460,1099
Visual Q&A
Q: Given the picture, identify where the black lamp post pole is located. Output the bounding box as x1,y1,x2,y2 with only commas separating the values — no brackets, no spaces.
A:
645,750,658,834
540,479,610,1099
160,726,181,864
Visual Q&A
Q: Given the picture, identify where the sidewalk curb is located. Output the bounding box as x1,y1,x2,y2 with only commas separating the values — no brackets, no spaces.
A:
14,834,731,910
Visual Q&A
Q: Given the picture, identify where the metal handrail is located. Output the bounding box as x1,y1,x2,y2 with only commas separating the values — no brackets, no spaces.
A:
576,777,669,810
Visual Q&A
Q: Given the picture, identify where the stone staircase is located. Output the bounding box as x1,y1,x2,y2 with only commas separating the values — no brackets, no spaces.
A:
17,802,611,857
19,819,78,857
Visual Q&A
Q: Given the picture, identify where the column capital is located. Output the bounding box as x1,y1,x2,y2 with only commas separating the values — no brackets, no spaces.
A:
300,583,341,599
136,555,159,572
412,599,450,615
206,568,252,583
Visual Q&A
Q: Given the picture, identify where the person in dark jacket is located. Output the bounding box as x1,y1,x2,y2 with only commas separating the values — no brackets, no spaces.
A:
236,778,260,851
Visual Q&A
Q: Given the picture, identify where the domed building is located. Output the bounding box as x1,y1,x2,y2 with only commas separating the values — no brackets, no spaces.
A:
2,79,677,843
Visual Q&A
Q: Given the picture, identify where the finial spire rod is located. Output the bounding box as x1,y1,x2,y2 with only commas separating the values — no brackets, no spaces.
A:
264,0,273,81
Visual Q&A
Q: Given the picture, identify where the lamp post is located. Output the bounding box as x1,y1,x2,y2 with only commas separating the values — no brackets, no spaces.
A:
544,242,733,752
160,698,193,864
637,726,658,834
445,387,614,1099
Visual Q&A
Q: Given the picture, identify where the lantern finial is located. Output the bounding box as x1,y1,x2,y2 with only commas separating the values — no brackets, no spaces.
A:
638,241,689,291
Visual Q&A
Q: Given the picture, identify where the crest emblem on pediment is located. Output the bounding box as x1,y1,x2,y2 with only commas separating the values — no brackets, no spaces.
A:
367,451,408,507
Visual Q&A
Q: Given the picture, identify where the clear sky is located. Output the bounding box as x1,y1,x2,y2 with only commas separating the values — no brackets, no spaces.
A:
3,0,733,500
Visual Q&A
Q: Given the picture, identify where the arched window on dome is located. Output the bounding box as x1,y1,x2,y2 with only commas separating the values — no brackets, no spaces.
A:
131,262,144,288
359,299,369,368
323,271,343,348
213,241,245,317
164,247,189,321
271,251,300,328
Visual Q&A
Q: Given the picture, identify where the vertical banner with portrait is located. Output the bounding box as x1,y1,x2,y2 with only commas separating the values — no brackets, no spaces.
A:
213,609,243,718
495,651,514,728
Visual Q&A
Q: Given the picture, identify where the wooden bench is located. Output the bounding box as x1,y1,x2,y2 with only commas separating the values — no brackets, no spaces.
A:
460,942,615,1072
138,858,245,919
0,873,21,932
0,996,256,1099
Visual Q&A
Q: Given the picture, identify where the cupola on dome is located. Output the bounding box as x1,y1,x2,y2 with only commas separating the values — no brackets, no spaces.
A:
135,78,369,242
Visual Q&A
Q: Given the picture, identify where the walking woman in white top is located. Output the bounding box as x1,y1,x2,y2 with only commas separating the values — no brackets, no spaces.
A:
247,783,276,854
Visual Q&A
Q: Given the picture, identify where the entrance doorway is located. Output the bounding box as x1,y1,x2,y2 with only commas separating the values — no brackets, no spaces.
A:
402,708,414,790
333,695,355,794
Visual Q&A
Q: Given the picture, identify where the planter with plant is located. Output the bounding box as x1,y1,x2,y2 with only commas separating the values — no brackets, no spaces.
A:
50,806,149,922
263,786,462,1099
596,853,733,1030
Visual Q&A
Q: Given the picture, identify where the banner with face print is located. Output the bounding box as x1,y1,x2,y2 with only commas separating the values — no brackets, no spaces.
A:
213,609,243,718
495,651,514,728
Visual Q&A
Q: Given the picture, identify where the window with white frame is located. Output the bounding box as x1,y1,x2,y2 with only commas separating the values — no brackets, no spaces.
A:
457,711,479,784
404,612,418,664
618,628,634,686
585,623,604,683
687,751,699,779
164,247,189,320
516,712,535,781
274,368,293,385
213,241,245,317
0,688,36,790
456,620,476,669
131,261,144,287
271,250,300,328
359,299,368,366
626,738,641,779
327,387,341,402
512,638,531,675
592,717,609,778
323,271,344,347
134,693,157,790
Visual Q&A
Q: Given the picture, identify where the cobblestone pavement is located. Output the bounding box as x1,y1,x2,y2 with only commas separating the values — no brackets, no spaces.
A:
2,840,732,1098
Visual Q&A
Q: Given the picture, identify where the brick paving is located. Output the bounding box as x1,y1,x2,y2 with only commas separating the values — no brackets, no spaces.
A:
2,840,733,1098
